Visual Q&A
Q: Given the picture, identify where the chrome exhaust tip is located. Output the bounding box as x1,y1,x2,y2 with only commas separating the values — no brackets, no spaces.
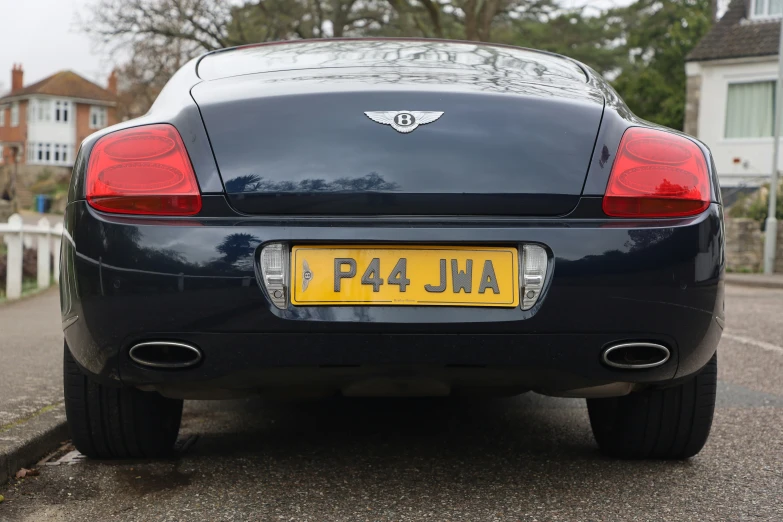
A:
129,341,202,369
602,342,670,370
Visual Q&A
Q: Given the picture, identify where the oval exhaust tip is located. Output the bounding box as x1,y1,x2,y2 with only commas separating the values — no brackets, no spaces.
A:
602,342,670,370
129,341,202,369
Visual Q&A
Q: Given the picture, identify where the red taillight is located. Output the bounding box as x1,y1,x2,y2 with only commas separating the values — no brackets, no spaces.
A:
86,124,202,215
603,127,710,218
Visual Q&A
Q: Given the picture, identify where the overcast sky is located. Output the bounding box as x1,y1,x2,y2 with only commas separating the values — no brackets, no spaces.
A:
0,0,108,91
0,0,716,94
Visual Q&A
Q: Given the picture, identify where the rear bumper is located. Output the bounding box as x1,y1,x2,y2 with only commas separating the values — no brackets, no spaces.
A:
61,199,724,394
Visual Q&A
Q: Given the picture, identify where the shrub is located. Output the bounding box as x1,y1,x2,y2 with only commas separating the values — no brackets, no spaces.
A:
728,184,783,224
30,178,58,195
22,247,37,279
29,168,72,198
0,247,46,283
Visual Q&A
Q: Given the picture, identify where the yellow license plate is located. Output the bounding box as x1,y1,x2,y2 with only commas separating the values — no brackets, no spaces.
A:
290,245,519,307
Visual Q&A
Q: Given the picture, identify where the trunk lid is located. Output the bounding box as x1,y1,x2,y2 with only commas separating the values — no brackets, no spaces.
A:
191,68,604,216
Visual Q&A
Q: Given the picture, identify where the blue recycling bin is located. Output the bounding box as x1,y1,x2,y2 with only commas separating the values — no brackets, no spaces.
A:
35,194,49,213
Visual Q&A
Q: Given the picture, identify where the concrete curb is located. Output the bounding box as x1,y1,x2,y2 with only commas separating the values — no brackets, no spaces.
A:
725,274,783,289
0,404,68,485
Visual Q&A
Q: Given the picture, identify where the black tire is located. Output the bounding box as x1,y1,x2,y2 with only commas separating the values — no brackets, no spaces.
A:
63,342,183,459
587,353,717,460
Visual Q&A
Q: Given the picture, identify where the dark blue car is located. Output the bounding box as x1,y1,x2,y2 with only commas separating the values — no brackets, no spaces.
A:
60,39,723,460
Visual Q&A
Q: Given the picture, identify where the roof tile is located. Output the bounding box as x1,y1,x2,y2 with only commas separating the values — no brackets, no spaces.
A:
687,0,780,62
0,70,116,103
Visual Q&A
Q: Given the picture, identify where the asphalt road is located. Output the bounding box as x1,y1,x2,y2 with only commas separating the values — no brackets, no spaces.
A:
2,284,782,521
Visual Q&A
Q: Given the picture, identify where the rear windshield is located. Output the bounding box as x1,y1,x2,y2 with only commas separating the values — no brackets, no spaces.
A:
198,39,587,83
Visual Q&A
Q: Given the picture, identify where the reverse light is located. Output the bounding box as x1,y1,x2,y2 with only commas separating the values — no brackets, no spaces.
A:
521,244,548,311
603,128,710,218
260,243,289,309
86,124,202,215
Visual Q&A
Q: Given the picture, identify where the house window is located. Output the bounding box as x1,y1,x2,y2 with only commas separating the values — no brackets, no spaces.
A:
725,81,775,138
90,106,107,129
53,101,71,122
62,145,68,164
54,101,71,122
752,0,783,17
0,107,5,127
54,144,61,162
10,102,19,126
38,100,50,121
45,143,51,161
37,143,44,161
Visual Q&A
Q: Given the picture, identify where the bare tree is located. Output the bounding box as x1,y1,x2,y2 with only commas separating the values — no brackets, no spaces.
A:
84,0,240,117
114,39,194,119
85,0,239,52
83,0,560,116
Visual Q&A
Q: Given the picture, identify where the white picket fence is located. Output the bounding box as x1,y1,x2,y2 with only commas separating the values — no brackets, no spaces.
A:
0,213,63,300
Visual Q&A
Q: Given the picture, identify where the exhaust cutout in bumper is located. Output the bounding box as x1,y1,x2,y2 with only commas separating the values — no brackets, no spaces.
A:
602,342,670,370
129,341,203,369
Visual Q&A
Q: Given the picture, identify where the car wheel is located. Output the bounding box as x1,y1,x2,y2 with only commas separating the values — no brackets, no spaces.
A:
63,342,183,459
587,353,717,460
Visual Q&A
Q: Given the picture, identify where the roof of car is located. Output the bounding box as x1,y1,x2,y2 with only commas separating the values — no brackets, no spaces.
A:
687,0,780,62
197,38,589,84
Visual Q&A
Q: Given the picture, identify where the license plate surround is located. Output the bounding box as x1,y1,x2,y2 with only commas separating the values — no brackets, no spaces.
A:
290,245,519,307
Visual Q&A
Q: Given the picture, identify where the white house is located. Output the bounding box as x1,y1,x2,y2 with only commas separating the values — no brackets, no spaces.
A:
685,0,781,193
0,65,117,170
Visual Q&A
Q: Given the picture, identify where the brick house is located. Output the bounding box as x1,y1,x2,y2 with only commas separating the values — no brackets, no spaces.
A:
0,64,118,171
685,0,781,190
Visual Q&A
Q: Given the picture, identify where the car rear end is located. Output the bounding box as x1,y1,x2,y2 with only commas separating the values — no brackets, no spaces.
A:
61,39,724,460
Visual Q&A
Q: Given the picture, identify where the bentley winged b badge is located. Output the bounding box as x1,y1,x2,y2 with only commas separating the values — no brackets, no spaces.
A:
302,260,313,292
364,111,444,134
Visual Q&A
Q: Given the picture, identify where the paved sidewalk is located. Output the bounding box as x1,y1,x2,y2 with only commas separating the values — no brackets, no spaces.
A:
16,210,63,227
725,272,783,289
0,289,62,429
0,289,65,484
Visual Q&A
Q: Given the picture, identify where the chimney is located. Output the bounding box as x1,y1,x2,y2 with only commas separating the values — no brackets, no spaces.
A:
11,63,23,92
107,69,117,95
